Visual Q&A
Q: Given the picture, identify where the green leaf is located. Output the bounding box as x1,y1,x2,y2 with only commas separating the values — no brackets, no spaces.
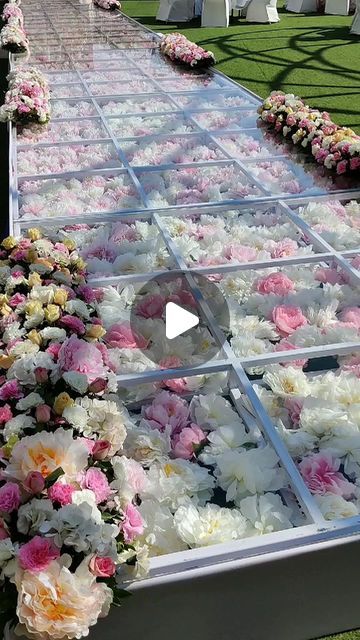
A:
44,467,64,488
111,587,132,607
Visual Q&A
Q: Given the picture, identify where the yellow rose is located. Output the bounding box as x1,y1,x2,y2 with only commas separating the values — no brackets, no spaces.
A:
86,324,106,340
73,257,86,271
0,354,15,369
2,236,17,250
28,272,42,288
27,228,42,241
27,329,42,346
25,300,43,316
53,289,68,306
0,294,9,307
53,392,74,416
44,304,61,323
62,238,76,251
0,304,12,317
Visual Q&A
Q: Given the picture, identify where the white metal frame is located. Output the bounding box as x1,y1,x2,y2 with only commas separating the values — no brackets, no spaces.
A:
7,0,360,581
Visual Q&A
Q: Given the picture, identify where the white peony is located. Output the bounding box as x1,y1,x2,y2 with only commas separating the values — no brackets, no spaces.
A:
263,366,311,398
240,493,293,535
138,499,187,556
190,393,240,430
199,423,253,466
315,494,358,520
174,502,247,547
142,459,215,509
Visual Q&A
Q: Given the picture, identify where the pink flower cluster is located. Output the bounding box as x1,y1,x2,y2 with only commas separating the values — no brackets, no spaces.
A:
259,91,360,175
0,67,51,125
159,33,215,69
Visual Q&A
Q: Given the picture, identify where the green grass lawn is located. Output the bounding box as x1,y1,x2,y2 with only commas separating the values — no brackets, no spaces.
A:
119,3,360,639
121,0,360,132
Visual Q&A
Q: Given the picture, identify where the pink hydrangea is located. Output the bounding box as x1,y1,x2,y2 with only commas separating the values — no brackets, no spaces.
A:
105,322,148,349
172,424,206,459
272,305,308,337
48,482,76,506
143,391,190,432
256,272,294,296
58,335,108,383
121,503,144,543
19,536,60,572
0,482,21,513
82,468,111,504
299,453,354,497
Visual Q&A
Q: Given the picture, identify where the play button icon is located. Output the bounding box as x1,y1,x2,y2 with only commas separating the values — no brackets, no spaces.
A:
165,302,199,340
129,270,230,368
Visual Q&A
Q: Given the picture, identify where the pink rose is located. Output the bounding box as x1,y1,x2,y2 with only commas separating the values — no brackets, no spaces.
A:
121,503,144,543
89,555,116,578
339,307,360,329
19,536,60,572
0,518,9,540
81,468,111,504
299,453,354,497
92,440,111,460
172,424,206,459
136,294,165,319
256,272,294,296
0,482,21,513
48,482,75,506
0,405,13,425
105,322,148,349
271,305,308,337
143,391,189,432
58,335,108,383
24,471,45,494
35,404,51,423
274,340,308,368
0,380,23,401
60,315,86,335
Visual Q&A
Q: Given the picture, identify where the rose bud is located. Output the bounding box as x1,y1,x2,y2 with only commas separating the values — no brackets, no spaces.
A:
89,377,107,394
34,367,48,384
35,404,51,423
89,556,116,578
24,471,45,494
92,440,111,460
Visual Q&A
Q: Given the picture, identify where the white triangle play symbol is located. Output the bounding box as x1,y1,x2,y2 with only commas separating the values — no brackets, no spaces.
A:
165,302,199,340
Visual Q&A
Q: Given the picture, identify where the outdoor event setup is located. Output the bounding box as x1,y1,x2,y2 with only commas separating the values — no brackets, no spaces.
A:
0,0,360,639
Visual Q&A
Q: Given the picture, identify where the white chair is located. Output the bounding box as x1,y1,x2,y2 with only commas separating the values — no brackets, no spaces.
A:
246,0,280,22
325,0,349,13
231,0,252,15
286,0,317,12
156,0,194,22
351,0,360,32
201,0,230,26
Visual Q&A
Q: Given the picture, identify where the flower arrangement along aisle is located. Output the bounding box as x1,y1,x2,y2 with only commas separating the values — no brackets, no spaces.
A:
1,2,24,27
0,67,50,125
159,33,216,69
258,91,360,175
0,231,147,639
0,20,29,54
93,0,121,10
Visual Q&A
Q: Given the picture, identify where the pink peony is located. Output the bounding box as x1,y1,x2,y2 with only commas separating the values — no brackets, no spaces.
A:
89,555,116,578
224,244,257,263
284,397,303,426
135,294,165,319
339,307,360,329
105,322,148,349
82,468,111,504
0,482,21,513
121,503,144,543
58,335,108,383
60,315,86,335
48,482,76,506
315,267,349,286
270,239,298,258
0,405,13,425
256,272,294,296
24,471,45,494
341,355,360,377
299,453,354,497
0,380,23,401
172,424,206,459
271,305,308,337
143,391,190,432
19,536,60,572
159,357,188,393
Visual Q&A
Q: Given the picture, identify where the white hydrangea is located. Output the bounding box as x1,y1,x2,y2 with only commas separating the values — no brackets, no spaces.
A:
17,499,55,535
